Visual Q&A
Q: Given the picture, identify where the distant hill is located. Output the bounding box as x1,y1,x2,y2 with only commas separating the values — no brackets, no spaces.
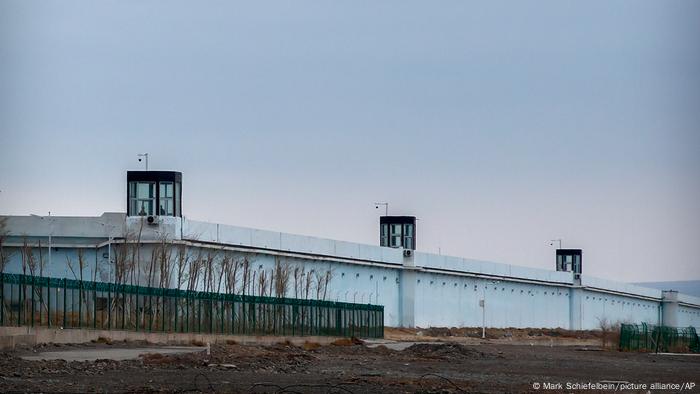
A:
634,280,700,298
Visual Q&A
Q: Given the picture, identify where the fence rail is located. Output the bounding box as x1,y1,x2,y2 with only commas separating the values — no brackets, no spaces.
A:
0,273,384,338
619,323,699,353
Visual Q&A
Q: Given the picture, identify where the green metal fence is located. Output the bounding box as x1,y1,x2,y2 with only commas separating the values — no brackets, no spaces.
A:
619,323,699,353
0,273,384,338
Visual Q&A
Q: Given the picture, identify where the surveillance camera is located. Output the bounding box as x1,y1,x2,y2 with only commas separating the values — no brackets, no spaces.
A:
375,206,379,209
138,158,142,162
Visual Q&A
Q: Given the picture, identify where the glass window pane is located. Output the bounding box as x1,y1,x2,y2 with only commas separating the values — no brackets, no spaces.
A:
175,182,180,216
160,182,173,198
159,198,173,216
137,182,154,199
137,200,149,215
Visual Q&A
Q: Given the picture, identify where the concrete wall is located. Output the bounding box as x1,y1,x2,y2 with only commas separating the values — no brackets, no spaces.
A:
0,326,344,350
2,214,700,331
578,289,660,329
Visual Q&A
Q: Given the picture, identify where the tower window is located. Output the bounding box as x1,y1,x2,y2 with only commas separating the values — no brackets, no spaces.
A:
159,182,174,215
380,224,389,247
378,216,417,250
390,224,402,247
403,224,414,249
129,182,155,216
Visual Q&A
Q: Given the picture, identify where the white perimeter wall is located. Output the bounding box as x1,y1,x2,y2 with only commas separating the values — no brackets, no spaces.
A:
2,215,699,330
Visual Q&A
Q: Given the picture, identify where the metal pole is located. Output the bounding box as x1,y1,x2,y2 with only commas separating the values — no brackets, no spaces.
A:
48,213,52,268
63,279,67,328
108,237,112,282
482,284,486,339
47,280,51,327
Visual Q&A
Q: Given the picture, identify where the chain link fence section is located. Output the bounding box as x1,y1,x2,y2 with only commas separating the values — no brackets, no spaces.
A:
620,323,699,353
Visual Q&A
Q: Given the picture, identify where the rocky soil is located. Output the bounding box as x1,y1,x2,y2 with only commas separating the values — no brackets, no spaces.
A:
1,338,697,393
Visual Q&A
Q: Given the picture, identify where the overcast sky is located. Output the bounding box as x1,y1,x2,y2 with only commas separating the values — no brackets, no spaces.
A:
1,1,699,283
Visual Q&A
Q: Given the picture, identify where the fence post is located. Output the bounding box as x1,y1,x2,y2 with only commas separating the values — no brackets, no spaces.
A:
121,285,126,330
46,279,52,328
162,288,166,332
62,279,67,328
135,288,139,332
31,276,35,327
175,293,179,333
0,273,3,326
78,280,82,329
18,276,23,327
209,293,213,334
93,284,97,329
107,284,111,330
148,289,153,332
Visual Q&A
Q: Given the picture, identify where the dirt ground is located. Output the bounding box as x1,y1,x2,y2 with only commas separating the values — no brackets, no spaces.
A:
0,330,698,393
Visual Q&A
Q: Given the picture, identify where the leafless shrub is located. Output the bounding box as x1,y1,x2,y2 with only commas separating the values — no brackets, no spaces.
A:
20,237,38,277
273,257,291,298
37,240,46,277
258,269,268,297
304,269,314,300
241,257,251,296
293,266,310,299
132,218,145,286
314,270,324,300
202,250,216,293
157,237,174,289
322,269,333,300
597,317,621,349
113,230,137,285
175,244,189,290
224,256,241,295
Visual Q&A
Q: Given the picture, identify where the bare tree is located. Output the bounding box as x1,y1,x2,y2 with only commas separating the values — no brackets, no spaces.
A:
304,269,314,300
293,266,303,299
38,240,46,277
258,269,268,297
175,244,190,290
314,268,334,301
20,238,38,277
322,269,333,301
187,248,205,292
113,230,137,286
241,257,250,296
157,237,174,289
224,256,241,295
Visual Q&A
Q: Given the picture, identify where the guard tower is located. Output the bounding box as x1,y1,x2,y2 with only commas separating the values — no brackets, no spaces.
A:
127,171,182,217
556,249,582,275
380,216,416,250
